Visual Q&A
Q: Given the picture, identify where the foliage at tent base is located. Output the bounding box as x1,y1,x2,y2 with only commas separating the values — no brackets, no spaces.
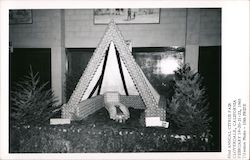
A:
10,125,214,153
10,108,216,153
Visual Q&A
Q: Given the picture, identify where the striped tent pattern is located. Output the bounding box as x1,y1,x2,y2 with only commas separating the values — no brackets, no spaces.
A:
62,20,166,121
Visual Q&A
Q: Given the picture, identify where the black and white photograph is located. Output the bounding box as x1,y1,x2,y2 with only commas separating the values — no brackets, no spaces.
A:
0,1,249,160
8,8,221,153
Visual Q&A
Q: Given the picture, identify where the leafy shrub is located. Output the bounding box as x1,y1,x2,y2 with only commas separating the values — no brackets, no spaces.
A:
10,67,59,125
10,107,214,153
10,124,212,153
151,74,175,100
167,64,212,136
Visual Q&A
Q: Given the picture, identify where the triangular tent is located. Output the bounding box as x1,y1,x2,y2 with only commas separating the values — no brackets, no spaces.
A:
62,20,166,124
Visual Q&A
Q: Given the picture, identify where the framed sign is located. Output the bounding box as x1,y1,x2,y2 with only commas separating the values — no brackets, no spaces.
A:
9,10,32,24
94,8,160,24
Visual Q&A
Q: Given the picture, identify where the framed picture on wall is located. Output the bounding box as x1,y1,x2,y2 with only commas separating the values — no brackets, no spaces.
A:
9,10,32,24
94,8,160,24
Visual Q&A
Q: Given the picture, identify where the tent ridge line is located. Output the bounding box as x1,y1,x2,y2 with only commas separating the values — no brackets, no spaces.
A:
114,45,129,96
96,44,110,95
87,44,110,98
111,26,158,108
114,26,159,108
68,26,113,107
113,34,158,109
66,34,111,109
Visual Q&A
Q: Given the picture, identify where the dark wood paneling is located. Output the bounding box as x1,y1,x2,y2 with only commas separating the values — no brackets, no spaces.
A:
199,46,221,151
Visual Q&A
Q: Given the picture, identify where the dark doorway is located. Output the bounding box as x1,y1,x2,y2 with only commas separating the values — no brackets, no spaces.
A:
10,48,51,88
65,48,94,101
198,46,221,151
9,48,51,152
